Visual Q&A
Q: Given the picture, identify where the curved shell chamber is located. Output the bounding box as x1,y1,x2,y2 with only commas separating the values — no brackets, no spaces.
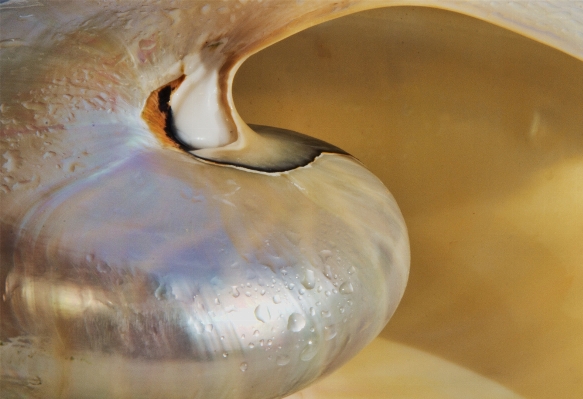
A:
0,1,408,398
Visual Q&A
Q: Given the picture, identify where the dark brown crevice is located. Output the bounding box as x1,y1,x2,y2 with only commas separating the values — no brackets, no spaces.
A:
141,75,187,151
142,75,351,173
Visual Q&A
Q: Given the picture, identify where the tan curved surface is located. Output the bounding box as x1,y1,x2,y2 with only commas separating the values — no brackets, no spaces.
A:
233,6,583,398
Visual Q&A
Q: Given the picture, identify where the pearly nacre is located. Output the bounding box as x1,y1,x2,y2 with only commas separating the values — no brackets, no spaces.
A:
1,1,582,398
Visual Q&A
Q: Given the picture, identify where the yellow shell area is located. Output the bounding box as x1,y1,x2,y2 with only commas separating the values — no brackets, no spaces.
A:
233,2,583,398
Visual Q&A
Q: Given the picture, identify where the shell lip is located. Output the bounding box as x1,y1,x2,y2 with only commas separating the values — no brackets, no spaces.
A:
190,124,350,173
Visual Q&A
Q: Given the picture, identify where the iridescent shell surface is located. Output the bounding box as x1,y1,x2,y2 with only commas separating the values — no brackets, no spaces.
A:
0,1,410,398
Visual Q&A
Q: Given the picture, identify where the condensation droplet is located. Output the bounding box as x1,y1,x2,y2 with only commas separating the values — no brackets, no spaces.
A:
324,324,337,341
273,295,281,304
300,340,319,362
26,376,42,386
276,354,290,366
0,39,27,49
287,313,306,332
255,304,271,323
240,362,248,372
249,343,255,349
231,286,240,298
321,310,331,318
347,265,356,275
96,261,110,273
319,249,332,263
193,320,205,334
302,269,315,289
339,282,354,294
205,324,214,332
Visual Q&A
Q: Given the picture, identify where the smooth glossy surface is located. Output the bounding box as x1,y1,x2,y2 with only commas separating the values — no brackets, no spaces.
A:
2,0,583,398
0,1,409,398
234,5,583,398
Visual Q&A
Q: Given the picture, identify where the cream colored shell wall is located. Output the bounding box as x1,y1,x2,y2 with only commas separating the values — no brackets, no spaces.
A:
233,4,583,399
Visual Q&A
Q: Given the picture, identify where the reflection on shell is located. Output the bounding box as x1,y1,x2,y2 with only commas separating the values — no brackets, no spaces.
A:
0,1,409,398
1,0,581,398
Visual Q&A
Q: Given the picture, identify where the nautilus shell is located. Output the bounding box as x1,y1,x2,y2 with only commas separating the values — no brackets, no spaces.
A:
1,1,582,399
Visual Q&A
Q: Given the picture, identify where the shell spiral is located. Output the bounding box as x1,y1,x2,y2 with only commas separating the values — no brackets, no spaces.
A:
0,1,409,398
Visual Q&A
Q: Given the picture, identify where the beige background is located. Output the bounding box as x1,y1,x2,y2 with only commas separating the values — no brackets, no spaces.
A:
233,7,583,398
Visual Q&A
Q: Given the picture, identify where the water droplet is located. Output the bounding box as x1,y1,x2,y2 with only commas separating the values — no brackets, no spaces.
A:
205,324,214,332
298,288,305,295
288,283,295,291
325,290,331,297
155,283,172,300
231,286,240,298
0,39,27,49
96,261,110,273
201,4,211,15
276,355,290,366
267,339,273,346
240,362,248,372
324,325,337,341
255,304,271,323
214,297,221,305
249,343,255,349
324,264,333,279
321,310,331,318
273,295,281,304
85,254,94,262
339,282,354,294
193,320,205,334
253,330,260,337
347,265,356,275
310,307,316,316
300,340,319,361
302,269,315,289
222,352,228,358
319,250,332,263
287,313,306,332
26,376,42,386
